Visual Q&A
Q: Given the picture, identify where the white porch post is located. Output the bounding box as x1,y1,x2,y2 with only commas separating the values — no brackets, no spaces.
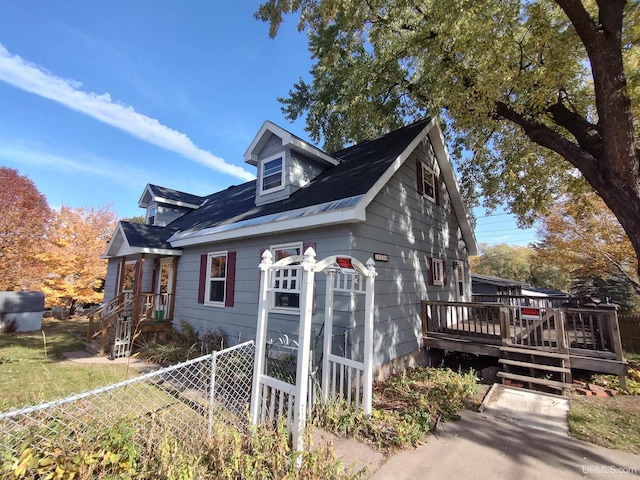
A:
292,246,316,451
362,258,376,415
321,270,335,402
250,250,272,425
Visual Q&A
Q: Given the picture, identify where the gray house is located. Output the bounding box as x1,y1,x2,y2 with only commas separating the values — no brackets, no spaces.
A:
100,117,477,374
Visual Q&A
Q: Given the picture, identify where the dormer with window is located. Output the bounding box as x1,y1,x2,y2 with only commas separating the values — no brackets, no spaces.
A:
244,121,340,206
138,184,204,227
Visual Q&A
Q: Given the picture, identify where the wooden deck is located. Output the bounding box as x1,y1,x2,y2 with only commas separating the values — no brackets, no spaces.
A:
422,300,628,389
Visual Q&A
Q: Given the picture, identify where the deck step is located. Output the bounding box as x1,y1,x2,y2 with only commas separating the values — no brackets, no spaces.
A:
498,358,571,373
496,371,572,391
500,346,569,359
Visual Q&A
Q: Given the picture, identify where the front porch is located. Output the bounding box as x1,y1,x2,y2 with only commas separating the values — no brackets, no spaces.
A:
86,292,174,358
421,298,629,393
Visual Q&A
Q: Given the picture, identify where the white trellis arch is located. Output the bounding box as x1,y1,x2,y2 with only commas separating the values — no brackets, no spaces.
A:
250,247,376,451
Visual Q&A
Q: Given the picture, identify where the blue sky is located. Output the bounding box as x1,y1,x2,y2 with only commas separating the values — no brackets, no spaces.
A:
0,0,535,248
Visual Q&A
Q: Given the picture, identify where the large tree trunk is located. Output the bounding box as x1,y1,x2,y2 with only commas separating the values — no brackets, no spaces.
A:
499,1,640,277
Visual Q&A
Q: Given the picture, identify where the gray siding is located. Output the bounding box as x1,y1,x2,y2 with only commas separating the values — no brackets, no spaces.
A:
348,142,472,366
172,226,352,345
156,205,193,227
103,259,120,303
289,154,326,194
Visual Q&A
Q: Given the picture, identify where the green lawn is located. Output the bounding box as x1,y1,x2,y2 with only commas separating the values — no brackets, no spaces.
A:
0,317,135,411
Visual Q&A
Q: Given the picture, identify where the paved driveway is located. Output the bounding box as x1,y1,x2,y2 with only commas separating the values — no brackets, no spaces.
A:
369,411,640,479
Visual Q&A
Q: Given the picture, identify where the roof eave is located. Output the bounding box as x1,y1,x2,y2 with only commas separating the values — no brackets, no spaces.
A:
169,199,366,247
102,246,183,259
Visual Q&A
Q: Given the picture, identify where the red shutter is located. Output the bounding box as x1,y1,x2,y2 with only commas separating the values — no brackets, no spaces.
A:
435,173,441,205
428,257,434,285
416,160,424,196
198,254,207,304
443,260,447,286
225,252,236,307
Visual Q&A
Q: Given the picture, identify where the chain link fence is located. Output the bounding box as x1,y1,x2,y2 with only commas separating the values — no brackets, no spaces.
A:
0,340,256,463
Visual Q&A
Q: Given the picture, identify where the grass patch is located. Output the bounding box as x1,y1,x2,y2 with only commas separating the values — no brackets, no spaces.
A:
313,366,478,453
568,395,640,454
0,317,135,411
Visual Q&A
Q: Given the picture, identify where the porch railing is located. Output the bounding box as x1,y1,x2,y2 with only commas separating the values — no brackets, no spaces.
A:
422,300,624,359
86,293,174,356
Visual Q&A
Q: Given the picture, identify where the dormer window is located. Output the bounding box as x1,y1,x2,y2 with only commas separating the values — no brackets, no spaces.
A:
260,154,284,194
147,206,156,225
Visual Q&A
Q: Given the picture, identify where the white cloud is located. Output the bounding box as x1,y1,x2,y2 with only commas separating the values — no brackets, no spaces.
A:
0,142,146,188
0,43,255,182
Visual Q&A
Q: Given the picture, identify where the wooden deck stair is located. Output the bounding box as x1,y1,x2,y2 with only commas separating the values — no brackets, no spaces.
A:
498,345,572,394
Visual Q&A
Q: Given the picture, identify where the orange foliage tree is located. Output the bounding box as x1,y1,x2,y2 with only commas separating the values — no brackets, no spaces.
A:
0,167,51,291
42,205,118,313
533,193,640,296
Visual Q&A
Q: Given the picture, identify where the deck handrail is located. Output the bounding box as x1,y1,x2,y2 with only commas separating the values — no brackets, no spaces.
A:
422,299,623,359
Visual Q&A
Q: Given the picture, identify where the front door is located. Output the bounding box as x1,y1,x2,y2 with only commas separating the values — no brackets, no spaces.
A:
155,258,174,320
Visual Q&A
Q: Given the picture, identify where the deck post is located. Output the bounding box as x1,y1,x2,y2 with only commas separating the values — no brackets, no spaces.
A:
608,309,627,390
499,306,511,345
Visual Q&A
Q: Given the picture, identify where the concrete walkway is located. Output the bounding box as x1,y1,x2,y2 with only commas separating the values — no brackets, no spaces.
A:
368,410,640,479
63,350,160,373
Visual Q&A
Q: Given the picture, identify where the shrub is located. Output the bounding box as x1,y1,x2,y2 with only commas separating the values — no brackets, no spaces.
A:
134,321,225,364
313,366,478,452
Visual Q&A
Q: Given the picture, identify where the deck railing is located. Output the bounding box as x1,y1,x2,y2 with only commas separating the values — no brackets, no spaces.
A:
422,300,624,359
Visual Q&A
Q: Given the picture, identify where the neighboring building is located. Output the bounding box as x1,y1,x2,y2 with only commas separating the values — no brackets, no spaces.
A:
102,118,478,373
471,273,530,297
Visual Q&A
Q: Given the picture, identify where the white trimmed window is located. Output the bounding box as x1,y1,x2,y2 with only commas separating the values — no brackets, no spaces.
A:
205,252,227,306
260,154,284,194
270,242,302,313
421,162,436,202
432,259,444,286
147,205,157,225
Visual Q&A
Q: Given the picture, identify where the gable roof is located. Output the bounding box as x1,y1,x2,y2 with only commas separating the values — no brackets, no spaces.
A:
112,118,477,255
244,120,339,167
138,184,204,209
103,221,181,258
169,118,477,254
169,119,433,236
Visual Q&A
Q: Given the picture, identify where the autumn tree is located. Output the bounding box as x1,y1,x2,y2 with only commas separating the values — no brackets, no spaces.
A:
0,167,51,291
42,205,117,314
533,193,640,299
256,1,640,272
471,244,533,282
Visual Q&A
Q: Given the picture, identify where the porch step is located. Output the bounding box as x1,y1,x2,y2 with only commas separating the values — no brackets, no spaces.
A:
498,358,571,374
500,346,569,359
496,371,572,391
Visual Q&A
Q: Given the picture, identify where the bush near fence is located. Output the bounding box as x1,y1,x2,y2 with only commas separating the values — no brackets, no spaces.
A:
619,315,640,354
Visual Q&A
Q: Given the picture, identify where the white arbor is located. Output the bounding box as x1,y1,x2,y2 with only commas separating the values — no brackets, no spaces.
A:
250,247,376,451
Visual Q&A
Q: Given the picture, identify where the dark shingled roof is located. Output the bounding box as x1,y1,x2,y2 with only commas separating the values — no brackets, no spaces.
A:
121,221,178,249
168,119,430,233
148,184,204,206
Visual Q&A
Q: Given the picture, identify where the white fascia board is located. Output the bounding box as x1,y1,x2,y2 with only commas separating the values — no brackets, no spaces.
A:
244,120,290,165
104,223,128,257
244,120,338,167
288,137,339,166
151,196,200,209
429,122,479,256
137,184,154,208
169,196,366,247
102,246,183,259
355,118,437,214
